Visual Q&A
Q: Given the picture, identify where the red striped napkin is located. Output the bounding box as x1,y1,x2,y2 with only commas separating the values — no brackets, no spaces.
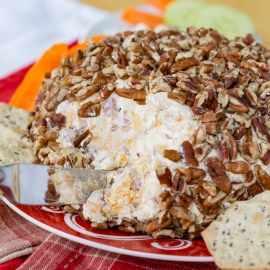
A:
0,68,217,270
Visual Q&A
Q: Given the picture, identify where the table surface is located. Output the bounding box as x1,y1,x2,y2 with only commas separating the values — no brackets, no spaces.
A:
80,0,270,49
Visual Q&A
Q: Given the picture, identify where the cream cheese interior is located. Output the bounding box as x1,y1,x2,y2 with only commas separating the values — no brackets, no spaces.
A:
54,92,198,224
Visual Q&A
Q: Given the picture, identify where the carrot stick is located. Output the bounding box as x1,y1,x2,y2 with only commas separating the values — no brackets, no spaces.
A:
122,8,163,29
141,0,174,10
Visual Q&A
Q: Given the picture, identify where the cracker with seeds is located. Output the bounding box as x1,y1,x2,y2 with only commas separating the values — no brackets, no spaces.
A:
251,190,270,202
0,123,33,147
202,199,270,270
0,142,35,165
0,102,30,129
0,103,35,165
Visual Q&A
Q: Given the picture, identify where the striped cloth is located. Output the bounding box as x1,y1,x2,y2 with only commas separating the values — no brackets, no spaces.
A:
0,67,217,270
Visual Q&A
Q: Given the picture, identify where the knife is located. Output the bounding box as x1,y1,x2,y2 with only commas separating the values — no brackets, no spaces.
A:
0,163,107,205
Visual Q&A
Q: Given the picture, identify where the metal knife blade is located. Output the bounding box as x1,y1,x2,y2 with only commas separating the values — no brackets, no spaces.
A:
0,163,107,205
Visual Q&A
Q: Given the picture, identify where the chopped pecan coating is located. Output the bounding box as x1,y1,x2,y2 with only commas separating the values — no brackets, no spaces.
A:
247,181,263,197
172,170,186,193
254,165,270,190
252,117,270,142
224,161,250,174
171,57,199,72
204,157,232,194
259,142,270,165
156,167,172,187
175,193,194,209
181,167,206,185
50,113,66,129
179,141,198,167
73,130,90,148
238,141,261,164
232,126,246,140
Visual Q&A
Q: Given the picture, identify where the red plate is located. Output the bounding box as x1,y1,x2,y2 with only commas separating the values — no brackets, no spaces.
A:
1,195,213,261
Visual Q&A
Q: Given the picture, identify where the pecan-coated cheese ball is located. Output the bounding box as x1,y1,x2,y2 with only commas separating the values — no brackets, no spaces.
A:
31,27,270,238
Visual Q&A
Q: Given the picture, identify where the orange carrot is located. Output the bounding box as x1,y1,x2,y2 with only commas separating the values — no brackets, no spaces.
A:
91,35,106,43
9,35,106,111
141,0,174,10
122,8,163,29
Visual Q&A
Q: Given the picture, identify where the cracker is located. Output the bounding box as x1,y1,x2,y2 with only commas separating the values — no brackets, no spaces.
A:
0,102,30,129
251,190,270,202
0,123,32,147
0,103,35,165
0,142,35,165
201,200,270,270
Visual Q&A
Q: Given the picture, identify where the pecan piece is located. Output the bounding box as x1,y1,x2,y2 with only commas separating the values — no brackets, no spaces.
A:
156,167,172,187
45,88,67,111
224,77,236,89
194,142,211,162
217,140,230,163
223,130,238,160
191,126,207,145
244,170,257,188
201,110,217,134
73,129,90,147
201,180,217,197
77,85,101,101
48,141,59,152
78,102,101,118
127,77,146,90
259,142,270,165
171,57,199,72
181,167,206,185
247,182,263,197
118,225,135,233
224,161,250,174
145,211,171,233
254,165,270,190
140,40,160,62
227,187,246,203
169,206,195,221
204,157,231,194
190,107,206,120
115,88,146,101
245,127,253,142
157,190,174,210
50,113,66,129
194,194,209,215
252,117,270,142
163,149,181,162
34,118,47,135
238,141,260,164
179,141,198,167
175,193,193,209
228,96,249,113
44,131,59,142
232,126,246,140
172,170,185,193
167,92,187,105
152,229,181,239
203,190,227,207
